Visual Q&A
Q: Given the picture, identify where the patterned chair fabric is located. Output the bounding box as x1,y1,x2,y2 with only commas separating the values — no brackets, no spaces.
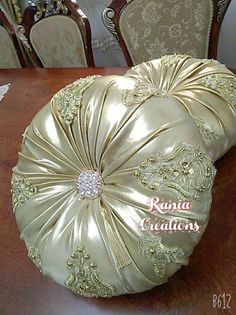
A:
30,15,87,67
0,25,21,68
0,10,24,68
21,0,94,68
103,0,231,66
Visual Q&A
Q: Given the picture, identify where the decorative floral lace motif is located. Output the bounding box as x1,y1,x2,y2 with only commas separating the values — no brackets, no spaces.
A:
119,0,213,65
197,74,236,106
160,54,189,69
201,58,219,65
55,75,99,124
28,246,43,272
11,173,38,212
65,244,114,297
133,142,216,201
123,81,168,106
138,235,184,278
193,116,217,141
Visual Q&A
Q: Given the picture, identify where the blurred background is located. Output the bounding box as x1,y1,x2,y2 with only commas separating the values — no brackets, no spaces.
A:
218,0,236,68
0,0,235,68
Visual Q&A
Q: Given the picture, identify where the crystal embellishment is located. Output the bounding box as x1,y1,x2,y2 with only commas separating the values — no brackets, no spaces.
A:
76,170,103,199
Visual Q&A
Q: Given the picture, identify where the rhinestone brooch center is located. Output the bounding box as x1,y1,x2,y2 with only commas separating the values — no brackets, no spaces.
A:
76,170,103,199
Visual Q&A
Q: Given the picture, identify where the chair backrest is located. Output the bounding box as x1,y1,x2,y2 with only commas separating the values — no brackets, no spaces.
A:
103,0,231,66
22,0,94,68
0,10,25,68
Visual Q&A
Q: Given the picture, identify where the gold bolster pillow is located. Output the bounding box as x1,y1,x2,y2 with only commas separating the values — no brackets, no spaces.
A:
11,55,236,297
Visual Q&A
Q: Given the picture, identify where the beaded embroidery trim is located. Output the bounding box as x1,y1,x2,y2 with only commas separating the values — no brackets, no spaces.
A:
160,54,189,69
65,244,114,298
201,58,220,65
193,116,217,141
197,73,236,106
138,235,184,278
122,81,168,107
133,142,216,201
11,173,38,212
55,75,99,124
28,246,43,272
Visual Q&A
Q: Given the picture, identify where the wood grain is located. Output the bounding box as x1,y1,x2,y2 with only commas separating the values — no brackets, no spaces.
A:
0,68,235,315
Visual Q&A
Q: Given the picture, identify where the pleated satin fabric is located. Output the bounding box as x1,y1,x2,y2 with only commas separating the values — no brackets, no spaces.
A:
12,55,236,297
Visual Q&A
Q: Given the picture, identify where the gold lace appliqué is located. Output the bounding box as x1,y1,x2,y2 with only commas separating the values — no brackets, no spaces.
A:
160,54,189,69
65,244,114,298
122,81,168,107
193,116,217,141
11,173,38,212
55,75,99,124
198,73,236,106
28,246,43,272
201,58,220,65
133,142,216,201
138,235,184,278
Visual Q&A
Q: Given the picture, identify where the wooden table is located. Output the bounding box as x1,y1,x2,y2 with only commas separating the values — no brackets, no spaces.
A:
0,68,235,315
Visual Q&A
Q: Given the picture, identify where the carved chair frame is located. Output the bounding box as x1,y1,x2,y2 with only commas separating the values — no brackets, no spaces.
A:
21,0,94,67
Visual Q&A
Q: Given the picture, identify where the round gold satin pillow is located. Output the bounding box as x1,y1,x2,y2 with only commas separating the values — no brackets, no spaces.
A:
12,56,236,297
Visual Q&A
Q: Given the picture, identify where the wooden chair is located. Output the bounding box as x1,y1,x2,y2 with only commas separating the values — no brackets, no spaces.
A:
102,0,231,66
21,0,94,68
0,9,26,68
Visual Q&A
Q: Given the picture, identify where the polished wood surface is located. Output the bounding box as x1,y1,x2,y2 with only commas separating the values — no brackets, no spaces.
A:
0,68,235,315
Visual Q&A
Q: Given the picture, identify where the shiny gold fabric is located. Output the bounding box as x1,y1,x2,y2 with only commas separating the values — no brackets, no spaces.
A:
12,55,236,297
